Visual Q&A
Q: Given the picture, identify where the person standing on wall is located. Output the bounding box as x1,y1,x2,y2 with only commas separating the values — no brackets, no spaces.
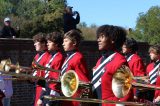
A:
0,17,17,38
64,6,80,33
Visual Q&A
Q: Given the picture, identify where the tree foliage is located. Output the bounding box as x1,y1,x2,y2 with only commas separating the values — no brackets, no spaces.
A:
0,0,65,38
129,6,160,44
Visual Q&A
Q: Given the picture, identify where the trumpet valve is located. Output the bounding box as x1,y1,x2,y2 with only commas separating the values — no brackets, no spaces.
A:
4,65,11,72
15,69,20,74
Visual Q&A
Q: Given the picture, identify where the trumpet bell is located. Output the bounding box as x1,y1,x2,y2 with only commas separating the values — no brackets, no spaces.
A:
0,59,11,72
61,70,79,97
112,65,132,98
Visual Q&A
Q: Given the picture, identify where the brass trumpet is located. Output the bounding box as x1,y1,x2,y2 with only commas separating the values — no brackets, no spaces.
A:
32,59,60,72
0,59,32,74
0,59,45,80
0,65,60,82
0,59,12,72
112,65,160,98
0,59,60,74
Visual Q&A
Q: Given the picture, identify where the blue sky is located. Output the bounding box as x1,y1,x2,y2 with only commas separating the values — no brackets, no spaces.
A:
67,0,160,28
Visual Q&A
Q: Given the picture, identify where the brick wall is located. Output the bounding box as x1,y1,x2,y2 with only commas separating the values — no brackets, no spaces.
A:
0,38,150,106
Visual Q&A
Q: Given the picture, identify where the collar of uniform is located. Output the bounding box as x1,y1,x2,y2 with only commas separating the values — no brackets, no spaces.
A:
124,53,133,59
101,50,115,58
49,50,58,56
66,49,77,57
154,59,160,66
38,51,46,56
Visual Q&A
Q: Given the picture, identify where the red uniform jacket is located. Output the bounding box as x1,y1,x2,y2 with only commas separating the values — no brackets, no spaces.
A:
146,62,154,76
155,76,160,99
126,53,145,97
47,51,64,92
146,60,160,101
93,52,133,106
148,60,160,99
34,51,50,106
61,51,89,106
127,53,145,76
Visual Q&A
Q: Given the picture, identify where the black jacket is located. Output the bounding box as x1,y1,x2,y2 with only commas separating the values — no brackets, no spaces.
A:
64,12,80,33
0,26,16,38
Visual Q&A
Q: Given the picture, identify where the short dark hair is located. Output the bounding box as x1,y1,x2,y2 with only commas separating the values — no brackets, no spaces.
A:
96,25,126,50
124,38,138,52
33,33,47,44
64,29,83,47
149,45,160,54
46,32,63,48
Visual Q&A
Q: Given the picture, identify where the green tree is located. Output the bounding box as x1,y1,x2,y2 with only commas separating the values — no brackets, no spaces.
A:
0,0,65,38
130,6,160,44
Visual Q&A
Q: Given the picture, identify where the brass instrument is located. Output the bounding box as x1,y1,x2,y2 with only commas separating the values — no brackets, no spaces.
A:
0,59,12,72
32,59,60,72
61,70,91,97
0,59,53,81
44,96,145,106
0,65,61,82
51,67,158,105
0,59,32,74
112,65,160,98
0,59,60,74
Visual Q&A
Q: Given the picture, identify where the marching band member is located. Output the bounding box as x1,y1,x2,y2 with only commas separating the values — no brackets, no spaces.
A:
61,29,90,106
37,32,64,106
154,76,160,104
146,45,160,102
122,38,145,76
32,33,50,106
91,25,133,106
122,38,145,100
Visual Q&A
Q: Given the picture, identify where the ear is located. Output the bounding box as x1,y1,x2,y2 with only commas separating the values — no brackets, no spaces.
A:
73,41,77,46
55,44,58,47
111,40,115,44
42,42,46,46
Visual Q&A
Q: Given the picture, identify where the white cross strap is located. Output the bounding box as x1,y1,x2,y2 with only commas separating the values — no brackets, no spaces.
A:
45,53,58,78
149,62,160,84
61,53,76,75
127,54,134,62
92,53,116,91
